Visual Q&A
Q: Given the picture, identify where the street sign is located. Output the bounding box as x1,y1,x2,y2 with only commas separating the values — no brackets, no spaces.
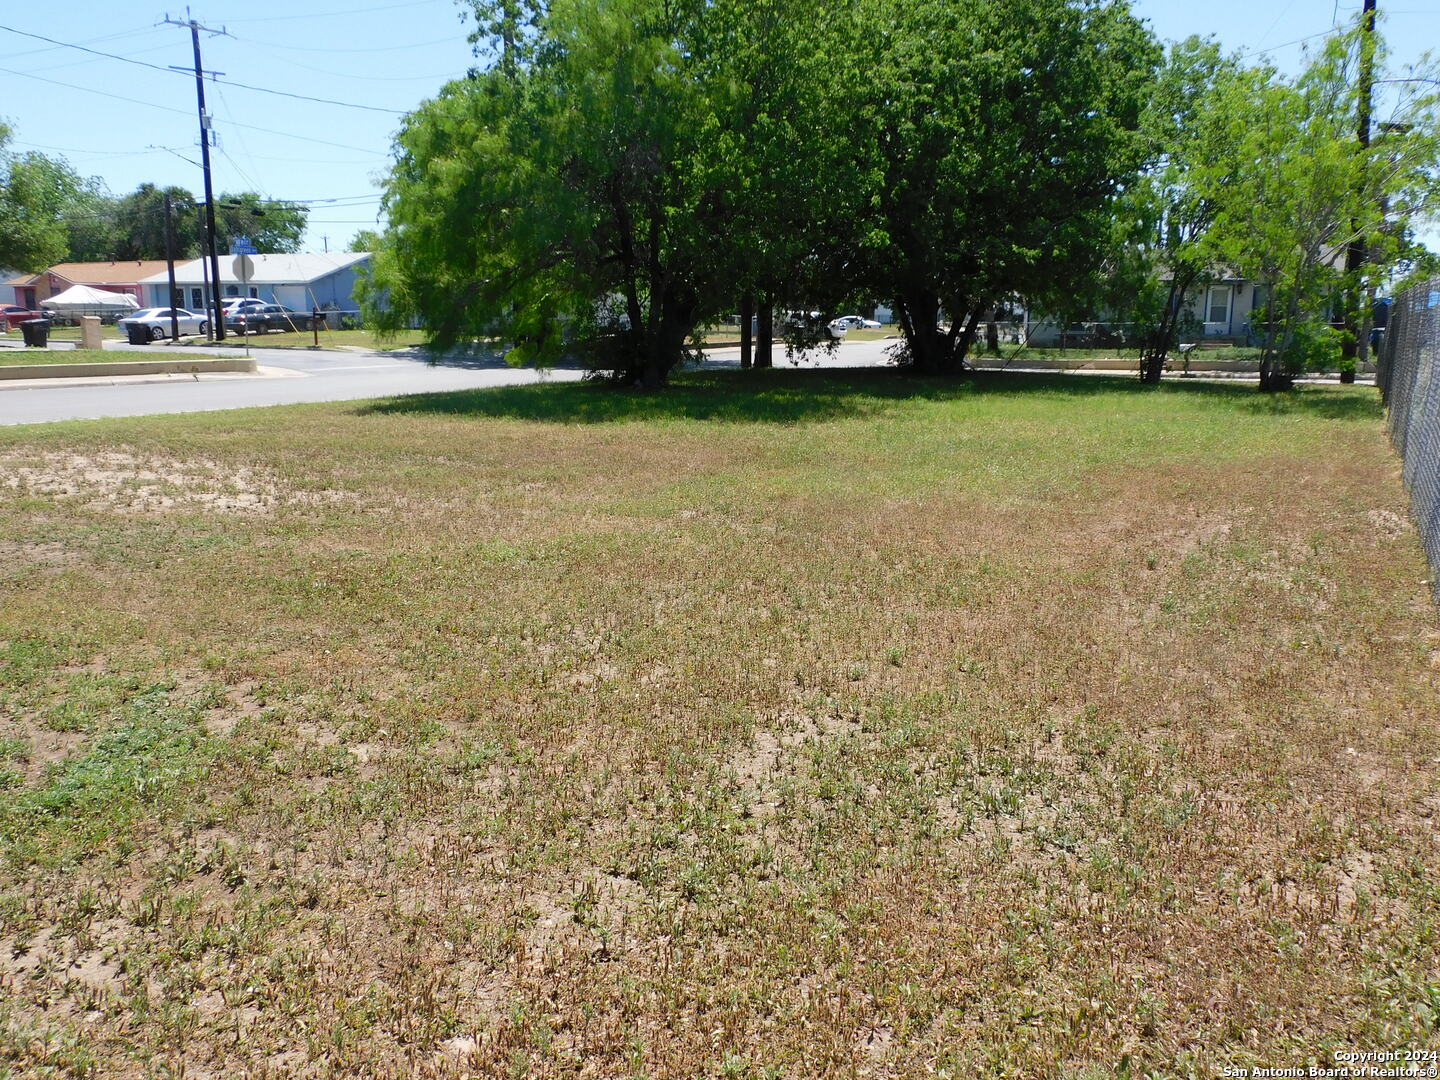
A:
232,254,255,283
230,236,258,255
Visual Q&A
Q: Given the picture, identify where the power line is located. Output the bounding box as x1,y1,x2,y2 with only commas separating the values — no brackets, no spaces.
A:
261,53,470,83
7,40,178,79
239,33,463,55
212,76,407,115
11,139,184,158
0,65,389,156
0,64,197,119
0,24,408,115
221,0,447,23
1235,26,1340,57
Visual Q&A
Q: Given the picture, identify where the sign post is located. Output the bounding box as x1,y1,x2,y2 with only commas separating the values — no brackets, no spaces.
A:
231,251,256,352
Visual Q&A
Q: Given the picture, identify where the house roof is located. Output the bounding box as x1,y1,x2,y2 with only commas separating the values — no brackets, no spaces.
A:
138,252,370,287
44,261,173,285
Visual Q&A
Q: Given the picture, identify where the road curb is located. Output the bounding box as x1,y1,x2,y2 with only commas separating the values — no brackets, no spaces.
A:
0,357,257,381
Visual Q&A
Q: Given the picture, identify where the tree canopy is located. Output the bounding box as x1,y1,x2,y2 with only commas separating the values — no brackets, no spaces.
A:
359,0,1438,393
0,137,311,269
363,0,1162,384
849,0,1158,373
0,125,87,273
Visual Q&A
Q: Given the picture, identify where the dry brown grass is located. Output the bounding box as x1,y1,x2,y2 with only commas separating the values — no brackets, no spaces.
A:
0,371,1435,1078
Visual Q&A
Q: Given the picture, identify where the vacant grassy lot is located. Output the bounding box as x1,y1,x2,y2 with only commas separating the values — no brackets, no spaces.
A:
0,371,1435,1078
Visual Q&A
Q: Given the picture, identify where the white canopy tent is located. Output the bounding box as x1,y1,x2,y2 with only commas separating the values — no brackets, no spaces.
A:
40,285,141,321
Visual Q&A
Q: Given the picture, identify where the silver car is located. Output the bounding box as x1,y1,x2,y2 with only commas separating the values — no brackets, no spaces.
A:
119,307,209,340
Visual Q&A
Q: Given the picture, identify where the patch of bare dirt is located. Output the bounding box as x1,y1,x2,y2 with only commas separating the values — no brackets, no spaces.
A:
1364,508,1409,539
203,682,266,735
0,540,84,574
0,720,87,785
0,451,357,516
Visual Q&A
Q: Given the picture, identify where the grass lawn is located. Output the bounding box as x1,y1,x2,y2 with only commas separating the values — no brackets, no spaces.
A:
0,370,1434,1077
231,327,430,351
977,346,1265,363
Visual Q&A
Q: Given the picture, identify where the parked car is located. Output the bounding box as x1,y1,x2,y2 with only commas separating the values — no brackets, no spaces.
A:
226,304,313,334
118,308,208,340
831,315,882,330
221,297,267,317
1,305,42,330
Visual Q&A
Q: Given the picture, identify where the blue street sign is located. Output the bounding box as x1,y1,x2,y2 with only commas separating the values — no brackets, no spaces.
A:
230,236,258,255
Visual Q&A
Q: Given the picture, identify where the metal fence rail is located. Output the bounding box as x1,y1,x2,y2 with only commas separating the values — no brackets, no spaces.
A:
1380,275,1440,604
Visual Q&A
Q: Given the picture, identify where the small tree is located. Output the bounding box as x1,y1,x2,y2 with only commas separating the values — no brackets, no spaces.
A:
1113,39,1261,383
1204,24,1440,390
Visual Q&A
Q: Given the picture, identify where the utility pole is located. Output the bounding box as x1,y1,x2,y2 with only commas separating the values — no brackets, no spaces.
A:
163,193,180,341
165,10,229,341
1342,0,1378,379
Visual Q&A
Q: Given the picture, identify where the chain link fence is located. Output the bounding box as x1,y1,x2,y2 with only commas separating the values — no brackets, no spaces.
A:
1379,275,1440,604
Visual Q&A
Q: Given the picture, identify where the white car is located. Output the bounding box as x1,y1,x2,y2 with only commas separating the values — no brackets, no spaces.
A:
830,315,882,331
119,308,209,340
222,298,267,316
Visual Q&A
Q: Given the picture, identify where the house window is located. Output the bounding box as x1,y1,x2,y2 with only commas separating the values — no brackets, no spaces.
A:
249,287,258,298
225,285,239,297
191,288,203,310
1206,286,1231,325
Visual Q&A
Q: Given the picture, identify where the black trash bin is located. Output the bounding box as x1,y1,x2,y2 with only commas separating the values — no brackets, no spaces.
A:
126,322,152,345
20,319,50,347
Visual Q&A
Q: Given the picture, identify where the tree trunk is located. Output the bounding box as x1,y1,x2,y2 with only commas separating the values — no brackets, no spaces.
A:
756,303,773,369
953,307,982,371
1141,273,1192,385
740,293,753,370
897,292,953,374
985,318,999,354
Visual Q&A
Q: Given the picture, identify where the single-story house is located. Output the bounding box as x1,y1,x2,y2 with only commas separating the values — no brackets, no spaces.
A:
1026,274,1263,347
5,261,171,310
138,252,371,315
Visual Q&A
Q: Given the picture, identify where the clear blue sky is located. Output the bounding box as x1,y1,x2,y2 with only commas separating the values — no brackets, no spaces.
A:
1,0,1435,254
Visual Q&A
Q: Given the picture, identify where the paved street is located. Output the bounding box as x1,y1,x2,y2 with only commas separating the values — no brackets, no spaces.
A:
0,338,904,427
0,345,592,426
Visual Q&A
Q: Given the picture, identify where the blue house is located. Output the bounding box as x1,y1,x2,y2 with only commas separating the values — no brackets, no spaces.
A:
139,252,371,317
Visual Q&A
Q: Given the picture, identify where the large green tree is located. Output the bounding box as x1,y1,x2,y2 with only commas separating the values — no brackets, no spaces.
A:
367,0,841,386
0,125,86,273
365,0,1157,384
213,193,307,256
850,0,1159,374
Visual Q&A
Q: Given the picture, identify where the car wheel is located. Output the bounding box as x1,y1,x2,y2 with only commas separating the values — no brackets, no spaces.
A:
198,321,208,336
149,324,166,341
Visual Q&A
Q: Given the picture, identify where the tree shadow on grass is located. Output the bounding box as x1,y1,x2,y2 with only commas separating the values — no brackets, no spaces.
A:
973,370,1385,421
351,367,1384,426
